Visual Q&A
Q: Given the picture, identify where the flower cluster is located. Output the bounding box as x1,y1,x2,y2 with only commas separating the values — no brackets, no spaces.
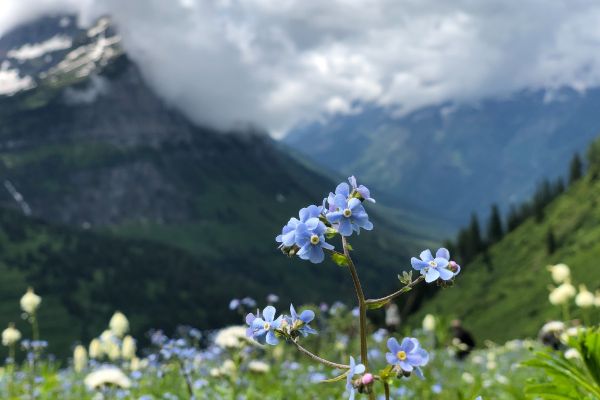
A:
275,176,375,263
411,248,461,283
245,304,317,345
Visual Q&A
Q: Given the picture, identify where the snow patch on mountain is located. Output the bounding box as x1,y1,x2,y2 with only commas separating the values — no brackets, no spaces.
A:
0,62,34,95
7,34,72,61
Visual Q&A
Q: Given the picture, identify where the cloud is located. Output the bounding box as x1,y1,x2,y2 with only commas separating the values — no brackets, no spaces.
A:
3,0,600,136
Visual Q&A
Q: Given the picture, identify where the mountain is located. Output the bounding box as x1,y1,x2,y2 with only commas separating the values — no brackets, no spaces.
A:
409,137,600,343
285,92,600,225
0,16,440,354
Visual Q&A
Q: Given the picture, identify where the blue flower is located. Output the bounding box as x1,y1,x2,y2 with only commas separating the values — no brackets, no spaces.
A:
276,205,325,249
248,306,283,345
289,304,317,336
411,248,455,283
348,176,376,203
276,217,300,247
386,337,429,379
346,356,365,400
295,218,334,263
327,194,373,236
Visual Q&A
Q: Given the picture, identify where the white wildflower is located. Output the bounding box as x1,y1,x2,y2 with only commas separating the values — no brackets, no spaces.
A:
109,311,129,337
121,335,136,360
2,323,21,346
20,287,41,314
73,345,88,373
547,264,570,284
214,326,250,349
248,360,270,373
84,367,131,389
422,314,436,332
575,285,595,308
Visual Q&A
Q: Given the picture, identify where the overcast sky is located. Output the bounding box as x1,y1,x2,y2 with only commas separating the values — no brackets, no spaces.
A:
3,0,600,137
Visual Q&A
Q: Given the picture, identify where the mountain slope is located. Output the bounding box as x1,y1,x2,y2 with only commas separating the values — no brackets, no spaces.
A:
0,15,442,355
285,93,600,225
409,146,600,342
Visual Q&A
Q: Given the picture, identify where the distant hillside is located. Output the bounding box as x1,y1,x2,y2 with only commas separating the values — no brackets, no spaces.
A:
409,137,600,342
285,93,600,225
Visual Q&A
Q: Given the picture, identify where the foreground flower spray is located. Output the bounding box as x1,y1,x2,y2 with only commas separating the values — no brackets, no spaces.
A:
247,176,460,399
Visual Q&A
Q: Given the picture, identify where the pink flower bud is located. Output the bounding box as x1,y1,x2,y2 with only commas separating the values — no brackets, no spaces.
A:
361,373,374,385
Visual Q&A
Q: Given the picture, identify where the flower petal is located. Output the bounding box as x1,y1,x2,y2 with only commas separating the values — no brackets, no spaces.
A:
436,248,450,260
387,337,401,353
262,306,276,322
438,268,454,281
411,258,429,271
335,182,350,197
425,268,440,283
420,249,433,262
265,330,278,345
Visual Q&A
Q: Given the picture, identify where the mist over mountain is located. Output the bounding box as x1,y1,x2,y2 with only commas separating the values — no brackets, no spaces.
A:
286,91,600,225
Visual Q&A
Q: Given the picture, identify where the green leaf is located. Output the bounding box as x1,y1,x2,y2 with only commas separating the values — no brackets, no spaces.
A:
378,365,394,381
346,243,353,251
398,270,413,285
331,253,349,267
367,298,391,310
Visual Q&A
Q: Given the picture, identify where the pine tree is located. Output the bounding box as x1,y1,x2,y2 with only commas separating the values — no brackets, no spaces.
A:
486,204,504,244
467,213,483,257
506,204,520,232
569,153,583,185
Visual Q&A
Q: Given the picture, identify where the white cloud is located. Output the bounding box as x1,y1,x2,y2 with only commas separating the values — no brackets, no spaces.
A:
3,0,600,137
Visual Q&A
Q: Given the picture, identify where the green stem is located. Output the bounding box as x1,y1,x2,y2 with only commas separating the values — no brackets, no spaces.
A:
292,341,350,369
562,302,570,322
365,276,425,306
341,237,375,400
342,237,368,367
383,381,390,400
176,358,194,399
31,314,39,342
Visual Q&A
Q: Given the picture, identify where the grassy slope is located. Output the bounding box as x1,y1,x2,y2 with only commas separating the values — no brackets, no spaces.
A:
409,174,600,343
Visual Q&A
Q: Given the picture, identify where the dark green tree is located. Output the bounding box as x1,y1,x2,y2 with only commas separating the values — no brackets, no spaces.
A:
467,213,484,258
587,136,600,180
506,204,520,232
486,204,504,244
569,153,583,185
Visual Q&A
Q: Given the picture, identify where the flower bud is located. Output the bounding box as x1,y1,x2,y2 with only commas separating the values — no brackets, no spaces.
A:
422,314,436,332
89,339,102,359
547,264,570,284
73,345,88,373
575,285,595,308
109,311,129,338
20,288,41,315
361,373,374,385
121,335,136,360
2,323,21,346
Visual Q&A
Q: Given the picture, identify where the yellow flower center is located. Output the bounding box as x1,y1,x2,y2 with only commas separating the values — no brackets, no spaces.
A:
428,260,437,268
343,208,352,218
310,234,320,245
396,351,407,361
263,322,271,330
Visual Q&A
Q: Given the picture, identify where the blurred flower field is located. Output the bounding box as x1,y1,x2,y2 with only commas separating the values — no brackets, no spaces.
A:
0,288,598,399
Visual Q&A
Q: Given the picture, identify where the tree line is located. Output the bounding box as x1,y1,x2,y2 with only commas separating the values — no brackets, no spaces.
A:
444,144,593,267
